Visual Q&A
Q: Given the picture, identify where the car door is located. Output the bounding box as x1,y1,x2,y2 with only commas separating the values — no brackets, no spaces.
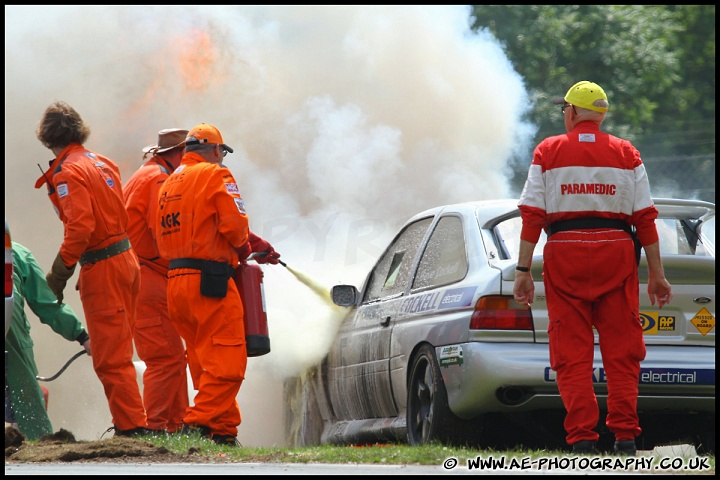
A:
389,214,472,412
327,217,433,420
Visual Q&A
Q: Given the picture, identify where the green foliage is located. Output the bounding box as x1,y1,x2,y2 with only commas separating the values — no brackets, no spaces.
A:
470,5,715,202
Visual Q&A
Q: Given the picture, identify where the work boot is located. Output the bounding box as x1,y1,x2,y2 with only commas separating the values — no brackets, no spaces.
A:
614,440,637,456
572,440,598,454
111,426,161,438
211,434,242,447
179,423,211,439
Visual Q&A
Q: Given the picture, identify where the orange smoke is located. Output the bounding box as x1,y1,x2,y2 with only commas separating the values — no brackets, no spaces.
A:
118,27,225,152
176,28,220,93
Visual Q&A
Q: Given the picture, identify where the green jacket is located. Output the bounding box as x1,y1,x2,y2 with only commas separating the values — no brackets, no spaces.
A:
5,241,88,440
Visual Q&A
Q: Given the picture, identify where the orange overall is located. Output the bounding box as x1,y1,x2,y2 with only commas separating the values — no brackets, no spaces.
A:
124,156,189,433
156,152,249,437
35,143,147,431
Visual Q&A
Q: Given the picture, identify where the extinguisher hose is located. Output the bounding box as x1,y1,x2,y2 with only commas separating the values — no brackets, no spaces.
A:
247,250,287,267
36,350,87,382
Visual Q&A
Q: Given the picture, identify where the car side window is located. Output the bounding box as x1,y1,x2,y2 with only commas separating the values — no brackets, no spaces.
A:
362,217,433,303
413,216,467,290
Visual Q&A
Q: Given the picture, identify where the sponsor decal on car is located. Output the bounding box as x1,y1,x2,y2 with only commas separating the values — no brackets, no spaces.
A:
438,345,463,368
638,368,715,385
691,307,715,336
544,367,715,385
438,287,477,309
640,312,676,334
400,286,477,315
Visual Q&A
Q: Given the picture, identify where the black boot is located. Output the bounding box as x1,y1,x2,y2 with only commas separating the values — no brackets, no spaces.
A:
179,423,211,439
614,439,636,456
572,440,598,454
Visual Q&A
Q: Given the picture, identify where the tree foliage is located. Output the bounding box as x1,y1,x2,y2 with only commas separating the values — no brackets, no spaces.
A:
471,5,715,201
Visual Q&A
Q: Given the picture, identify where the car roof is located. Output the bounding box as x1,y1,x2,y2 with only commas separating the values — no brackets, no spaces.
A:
406,198,715,225
406,199,520,223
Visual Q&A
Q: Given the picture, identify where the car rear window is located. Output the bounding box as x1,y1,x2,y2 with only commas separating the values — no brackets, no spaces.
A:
495,215,715,261
494,217,546,260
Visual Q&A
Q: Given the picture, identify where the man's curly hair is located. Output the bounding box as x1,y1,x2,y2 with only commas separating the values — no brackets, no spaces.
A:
36,101,91,149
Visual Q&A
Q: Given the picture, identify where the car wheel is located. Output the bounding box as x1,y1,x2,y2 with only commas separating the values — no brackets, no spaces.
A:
693,426,715,455
406,344,461,446
283,368,323,447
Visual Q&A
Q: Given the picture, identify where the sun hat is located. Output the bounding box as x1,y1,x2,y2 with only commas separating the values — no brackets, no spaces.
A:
185,123,234,153
142,128,189,155
552,81,609,113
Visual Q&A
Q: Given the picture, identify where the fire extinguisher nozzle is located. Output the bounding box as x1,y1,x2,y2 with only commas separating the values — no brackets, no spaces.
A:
278,259,287,267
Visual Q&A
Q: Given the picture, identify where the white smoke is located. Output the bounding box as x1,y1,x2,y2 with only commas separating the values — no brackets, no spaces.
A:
4,5,535,446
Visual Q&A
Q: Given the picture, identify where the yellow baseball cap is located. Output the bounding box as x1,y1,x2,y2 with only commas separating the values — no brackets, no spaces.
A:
552,81,609,113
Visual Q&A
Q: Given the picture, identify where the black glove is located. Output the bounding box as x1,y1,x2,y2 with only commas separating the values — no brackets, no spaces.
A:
46,252,76,304
76,330,89,346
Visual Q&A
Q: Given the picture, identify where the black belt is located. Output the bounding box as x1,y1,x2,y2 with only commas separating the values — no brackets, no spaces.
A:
547,217,641,265
79,237,131,266
168,258,236,277
547,217,632,237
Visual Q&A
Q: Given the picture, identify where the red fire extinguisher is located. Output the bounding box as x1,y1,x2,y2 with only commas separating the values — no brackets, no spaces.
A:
235,261,271,357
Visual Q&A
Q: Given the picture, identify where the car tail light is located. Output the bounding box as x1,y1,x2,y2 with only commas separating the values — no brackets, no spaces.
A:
470,295,533,330
5,228,12,298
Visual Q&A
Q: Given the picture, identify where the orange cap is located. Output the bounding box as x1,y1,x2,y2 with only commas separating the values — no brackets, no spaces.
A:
185,123,234,153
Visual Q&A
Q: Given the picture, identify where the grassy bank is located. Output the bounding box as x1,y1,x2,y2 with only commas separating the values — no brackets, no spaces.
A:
144,432,715,473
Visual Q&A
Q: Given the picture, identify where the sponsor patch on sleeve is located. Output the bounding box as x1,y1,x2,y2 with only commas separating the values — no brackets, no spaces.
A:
226,183,240,195
234,197,246,214
57,182,69,198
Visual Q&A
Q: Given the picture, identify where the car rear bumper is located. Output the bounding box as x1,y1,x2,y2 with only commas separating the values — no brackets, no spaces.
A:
437,343,715,420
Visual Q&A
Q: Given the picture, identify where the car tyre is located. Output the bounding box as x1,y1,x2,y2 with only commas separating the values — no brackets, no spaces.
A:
407,344,467,446
693,424,715,455
283,368,323,447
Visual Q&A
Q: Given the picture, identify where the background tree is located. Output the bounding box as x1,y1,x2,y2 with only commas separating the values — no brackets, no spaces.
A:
471,5,715,202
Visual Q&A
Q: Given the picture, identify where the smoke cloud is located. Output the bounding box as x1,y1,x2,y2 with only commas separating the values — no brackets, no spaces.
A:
4,5,535,446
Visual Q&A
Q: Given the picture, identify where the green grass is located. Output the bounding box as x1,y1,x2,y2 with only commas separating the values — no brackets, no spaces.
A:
143,432,715,473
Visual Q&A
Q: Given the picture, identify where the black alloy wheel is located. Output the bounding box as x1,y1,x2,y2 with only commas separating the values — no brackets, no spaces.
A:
406,344,455,445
